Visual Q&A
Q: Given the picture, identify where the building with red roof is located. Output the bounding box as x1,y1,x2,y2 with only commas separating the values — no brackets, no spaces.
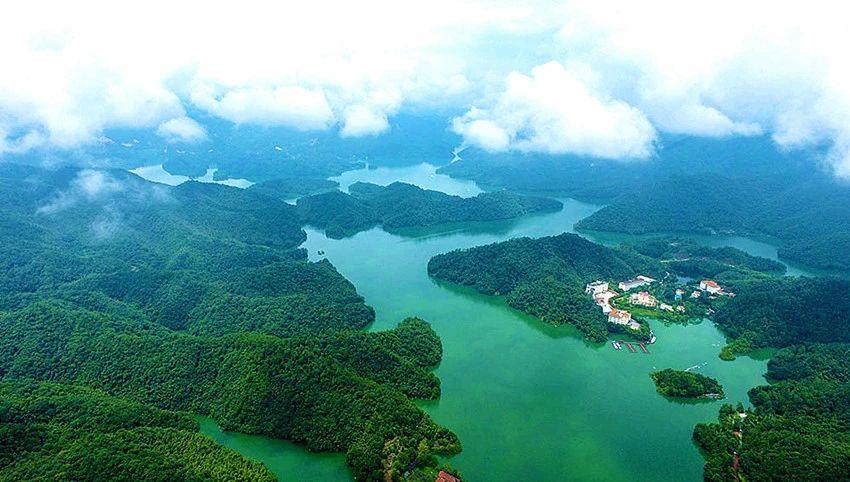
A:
435,470,460,482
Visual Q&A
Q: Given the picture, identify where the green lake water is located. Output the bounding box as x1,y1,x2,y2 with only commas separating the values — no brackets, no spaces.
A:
201,164,808,481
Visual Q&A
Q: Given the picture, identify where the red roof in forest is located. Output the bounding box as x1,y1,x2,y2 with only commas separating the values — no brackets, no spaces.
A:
436,471,460,482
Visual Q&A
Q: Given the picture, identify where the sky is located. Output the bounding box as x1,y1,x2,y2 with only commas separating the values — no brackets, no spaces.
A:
2,1,850,177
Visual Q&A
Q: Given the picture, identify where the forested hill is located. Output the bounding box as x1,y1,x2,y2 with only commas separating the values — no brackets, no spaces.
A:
694,277,850,479
576,172,850,271
620,235,786,289
296,181,563,238
440,135,850,270
427,233,662,341
713,277,850,353
694,343,850,481
0,164,460,481
249,176,339,200
439,135,800,201
0,380,276,481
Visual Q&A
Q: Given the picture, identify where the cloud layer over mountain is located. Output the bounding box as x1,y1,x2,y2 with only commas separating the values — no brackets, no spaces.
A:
2,0,850,176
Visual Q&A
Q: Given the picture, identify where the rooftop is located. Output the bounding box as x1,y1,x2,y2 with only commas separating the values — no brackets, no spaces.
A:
436,471,460,482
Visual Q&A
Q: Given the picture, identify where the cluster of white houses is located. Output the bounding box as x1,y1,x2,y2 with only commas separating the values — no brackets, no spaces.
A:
586,276,731,331
585,276,657,331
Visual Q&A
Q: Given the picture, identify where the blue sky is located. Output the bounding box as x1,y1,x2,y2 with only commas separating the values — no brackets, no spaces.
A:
2,0,850,178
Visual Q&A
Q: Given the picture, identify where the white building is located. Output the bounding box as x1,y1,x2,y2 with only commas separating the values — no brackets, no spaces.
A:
618,275,655,292
608,308,632,325
593,290,618,314
700,279,723,295
660,303,674,312
629,291,658,307
585,281,609,295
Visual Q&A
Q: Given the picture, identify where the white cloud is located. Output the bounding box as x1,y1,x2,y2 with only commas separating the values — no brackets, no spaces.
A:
341,105,390,137
75,169,124,198
454,62,657,158
3,0,850,177
0,127,45,154
156,117,207,143
0,0,556,151
452,115,510,152
191,86,334,129
553,0,850,175
37,169,125,214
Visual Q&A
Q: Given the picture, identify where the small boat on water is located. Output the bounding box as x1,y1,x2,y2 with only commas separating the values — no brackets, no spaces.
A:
612,341,622,350
649,335,657,344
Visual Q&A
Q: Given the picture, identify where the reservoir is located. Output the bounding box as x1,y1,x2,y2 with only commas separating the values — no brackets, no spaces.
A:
203,164,786,481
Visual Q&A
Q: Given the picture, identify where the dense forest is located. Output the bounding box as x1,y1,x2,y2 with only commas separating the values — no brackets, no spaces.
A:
248,176,339,200
442,135,850,271
626,236,785,277
650,369,724,399
694,273,850,479
618,236,786,294
576,173,850,271
440,135,800,200
694,343,850,481
712,277,850,357
0,380,276,481
427,233,662,341
0,164,459,480
297,181,562,238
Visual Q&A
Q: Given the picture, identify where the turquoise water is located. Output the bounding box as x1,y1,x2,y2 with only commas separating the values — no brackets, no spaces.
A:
198,416,350,481
330,162,482,197
298,207,767,482
200,165,818,481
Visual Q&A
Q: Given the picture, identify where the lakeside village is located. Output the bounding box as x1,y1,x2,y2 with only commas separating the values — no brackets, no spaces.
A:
584,276,735,353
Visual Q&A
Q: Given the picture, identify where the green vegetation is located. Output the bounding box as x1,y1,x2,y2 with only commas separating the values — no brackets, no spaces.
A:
425,230,796,344
650,369,724,399
297,181,563,238
577,173,850,271
0,380,276,481
694,343,850,481
442,135,850,270
0,164,459,480
439,135,797,200
625,236,786,280
249,177,339,200
297,190,381,238
438,147,657,200
713,277,850,356
614,300,692,325
427,233,662,341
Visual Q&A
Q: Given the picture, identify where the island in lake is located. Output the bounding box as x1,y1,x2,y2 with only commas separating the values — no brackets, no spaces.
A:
650,369,724,399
